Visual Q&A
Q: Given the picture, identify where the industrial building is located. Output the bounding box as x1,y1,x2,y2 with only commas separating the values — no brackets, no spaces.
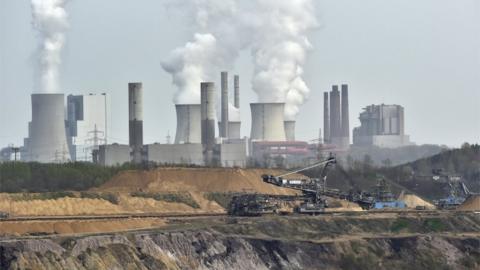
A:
22,93,71,163
353,104,411,148
323,84,350,150
66,93,107,161
16,75,378,168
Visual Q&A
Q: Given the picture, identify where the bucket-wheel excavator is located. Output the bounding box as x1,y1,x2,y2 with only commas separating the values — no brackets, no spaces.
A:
228,155,337,216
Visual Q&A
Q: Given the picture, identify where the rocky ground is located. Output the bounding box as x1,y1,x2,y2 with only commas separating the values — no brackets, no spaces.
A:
1,212,478,270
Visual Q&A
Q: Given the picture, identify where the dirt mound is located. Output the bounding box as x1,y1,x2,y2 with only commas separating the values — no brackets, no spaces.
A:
458,195,480,211
325,198,363,212
398,194,435,209
0,218,165,236
96,167,301,195
0,193,223,216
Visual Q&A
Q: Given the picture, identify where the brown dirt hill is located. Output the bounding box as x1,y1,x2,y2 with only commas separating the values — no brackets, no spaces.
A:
398,194,435,209
457,195,480,211
95,167,302,195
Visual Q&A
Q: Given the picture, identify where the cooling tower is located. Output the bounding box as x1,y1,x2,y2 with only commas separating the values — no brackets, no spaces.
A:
228,121,241,139
174,104,201,144
220,72,229,138
323,92,330,144
250,103,286,141
27,93,71,163
129,83,143,164
234,75,240,109
284,121,296,141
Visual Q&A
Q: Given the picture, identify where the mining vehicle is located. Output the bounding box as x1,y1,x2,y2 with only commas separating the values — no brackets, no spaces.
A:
0,211,10,219
228,155,337,216
430,169,472,209
347,178,406,210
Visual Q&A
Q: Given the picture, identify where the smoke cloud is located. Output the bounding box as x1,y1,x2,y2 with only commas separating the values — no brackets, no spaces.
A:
163,0,317,120
31,0,69,93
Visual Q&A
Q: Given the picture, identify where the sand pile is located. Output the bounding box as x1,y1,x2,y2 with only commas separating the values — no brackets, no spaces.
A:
398,194,435,209
0,218,165,236
0,193,223,216
325,198,363,212
457,195,480,211
97,167,302,195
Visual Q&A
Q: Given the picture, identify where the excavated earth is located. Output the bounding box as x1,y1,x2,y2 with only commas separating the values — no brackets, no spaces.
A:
1,212,479,270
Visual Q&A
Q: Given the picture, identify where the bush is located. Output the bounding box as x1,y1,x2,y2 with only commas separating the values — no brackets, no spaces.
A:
390,218,410,233
131,192,200,209
12,192,76,201
80,192,120,205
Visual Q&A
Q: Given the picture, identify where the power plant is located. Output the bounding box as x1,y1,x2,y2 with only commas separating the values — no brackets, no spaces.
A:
353,104,411,148
9,69,418,168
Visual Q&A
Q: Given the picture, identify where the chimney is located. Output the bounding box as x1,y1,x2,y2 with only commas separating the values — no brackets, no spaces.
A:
220,72,229,138
329,85,341,140
234,75,240,109
323,92,330,144
341,84,350,148
201,82,216,165
129,82,143,164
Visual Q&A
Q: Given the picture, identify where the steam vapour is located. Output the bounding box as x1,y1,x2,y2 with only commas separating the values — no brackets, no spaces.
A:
163,0,317,120
31,0,69,93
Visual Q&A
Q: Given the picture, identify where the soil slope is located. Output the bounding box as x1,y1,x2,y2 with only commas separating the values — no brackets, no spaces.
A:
96,167,302,195
1,213,479,270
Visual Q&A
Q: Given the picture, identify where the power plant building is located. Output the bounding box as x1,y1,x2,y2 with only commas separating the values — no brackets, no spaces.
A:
353,104,411,148
324,84,350,150
66,93,107,161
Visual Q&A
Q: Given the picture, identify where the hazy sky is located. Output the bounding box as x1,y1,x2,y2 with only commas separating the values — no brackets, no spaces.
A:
1,0,479,148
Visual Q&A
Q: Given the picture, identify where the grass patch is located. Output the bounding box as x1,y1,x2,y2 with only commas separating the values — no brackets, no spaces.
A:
390,218,410,233
80,192,120,205
11,191,76,201
204,192,238,209
131,192,200,209
423,218,446,232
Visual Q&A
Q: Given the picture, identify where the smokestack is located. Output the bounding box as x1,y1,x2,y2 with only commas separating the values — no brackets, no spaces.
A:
284,121,296,141
201,82,216,165
323,92,330,144
329,85,341,140
234,75,240,109
26,93,71,163
341,84,350,148
174,104,201,144
220,72,229,138
250,103,287,141
129,82,143,164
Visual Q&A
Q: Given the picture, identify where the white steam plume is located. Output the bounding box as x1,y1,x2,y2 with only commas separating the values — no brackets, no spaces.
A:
31,0,69,93
251,0,317,120
162,0,248,104
163,0,317,119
